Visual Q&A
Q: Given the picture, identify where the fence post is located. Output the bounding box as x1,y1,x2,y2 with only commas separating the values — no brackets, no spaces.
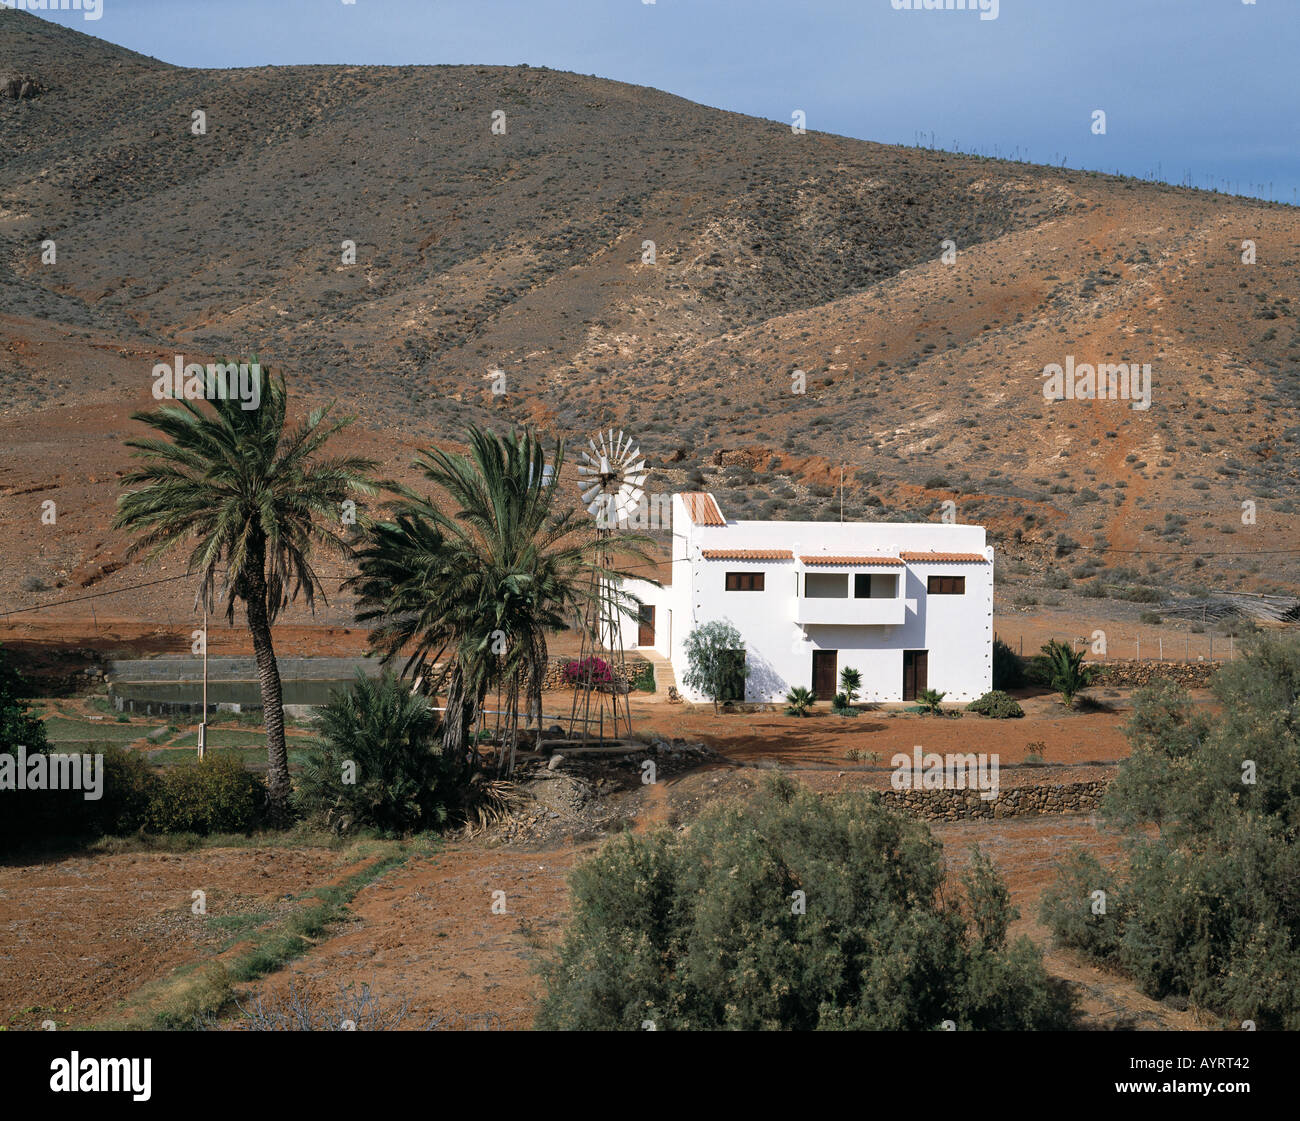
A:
1136,638,1140,662
1209,634,1214,661
1159,636,1163,661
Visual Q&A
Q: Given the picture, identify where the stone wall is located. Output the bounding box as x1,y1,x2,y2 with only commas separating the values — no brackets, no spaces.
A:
1091,661,1221,688
540,656,650,691
876,779,1108,822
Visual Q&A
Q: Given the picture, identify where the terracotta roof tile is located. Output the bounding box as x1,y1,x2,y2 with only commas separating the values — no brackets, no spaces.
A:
700,549,794,561
799,555,902,566
681,492,725,526
899,551,988,563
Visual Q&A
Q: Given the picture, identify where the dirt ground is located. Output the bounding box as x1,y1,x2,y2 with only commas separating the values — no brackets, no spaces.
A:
0,759,1204,1032
622,690,1139,768
0,617,1221,1031
233,787,1203,1031
0,844,369,1029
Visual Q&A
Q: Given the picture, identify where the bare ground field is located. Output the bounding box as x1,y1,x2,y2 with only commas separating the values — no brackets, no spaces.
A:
209,799,1205,1031
0,755,1207,1032
0,615,1228,1032
0,843,375,1030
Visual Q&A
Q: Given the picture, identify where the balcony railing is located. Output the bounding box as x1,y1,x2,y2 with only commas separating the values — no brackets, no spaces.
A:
795,596,905,627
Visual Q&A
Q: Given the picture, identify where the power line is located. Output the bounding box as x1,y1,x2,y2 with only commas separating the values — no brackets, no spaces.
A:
0,572,195,619
6,539,1298,623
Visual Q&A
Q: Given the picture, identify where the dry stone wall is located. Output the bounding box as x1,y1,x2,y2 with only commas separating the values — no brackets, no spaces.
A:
1091,661,1220,688
877,779,1108,822
540,656,649,691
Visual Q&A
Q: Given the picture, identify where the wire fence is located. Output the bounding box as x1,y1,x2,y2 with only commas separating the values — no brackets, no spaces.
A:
1004,632,1240,663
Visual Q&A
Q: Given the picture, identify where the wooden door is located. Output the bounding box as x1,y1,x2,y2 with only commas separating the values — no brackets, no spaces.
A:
812,650,838,700
637,604,655,648
902,650,928,701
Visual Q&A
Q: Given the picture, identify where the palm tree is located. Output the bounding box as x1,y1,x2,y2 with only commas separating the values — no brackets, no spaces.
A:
839,667,862,706
351,426,651,774
784,685,816,717
1042,639,1096,709
294,670,456,834
917,688,947,715
113,363,377,823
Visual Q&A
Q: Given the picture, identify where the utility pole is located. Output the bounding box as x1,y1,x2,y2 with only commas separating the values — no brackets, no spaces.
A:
197,602,208,761
840,465,844,522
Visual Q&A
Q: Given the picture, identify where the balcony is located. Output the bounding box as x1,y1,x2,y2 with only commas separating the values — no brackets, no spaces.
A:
795,595,906,627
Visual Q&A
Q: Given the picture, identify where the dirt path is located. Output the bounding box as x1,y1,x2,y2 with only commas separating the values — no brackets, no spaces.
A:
237,843,590,1030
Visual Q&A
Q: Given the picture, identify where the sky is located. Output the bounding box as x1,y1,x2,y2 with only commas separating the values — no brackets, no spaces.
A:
17,0,1300,204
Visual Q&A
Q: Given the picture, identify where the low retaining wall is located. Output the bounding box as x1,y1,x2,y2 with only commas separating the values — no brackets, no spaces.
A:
876,779,1108,822
1091,661,1220,688
540,656,649,691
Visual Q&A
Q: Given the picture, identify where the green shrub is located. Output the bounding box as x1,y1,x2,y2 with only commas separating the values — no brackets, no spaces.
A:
96,745,162,833
294,671,459,834
536,775,1074,1030
1038,849,1124,964
966,690,1024,719
683,622,750,712
991,637,1024,690
629,661,656,693
1042,635,1300,1028
147,756,265,834
1119,585,1161,603
1,647,54,849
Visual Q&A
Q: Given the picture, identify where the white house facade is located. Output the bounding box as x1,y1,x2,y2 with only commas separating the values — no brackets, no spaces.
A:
614,493,993,705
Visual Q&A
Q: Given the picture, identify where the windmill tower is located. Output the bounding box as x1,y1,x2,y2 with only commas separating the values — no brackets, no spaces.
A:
569,430,647,742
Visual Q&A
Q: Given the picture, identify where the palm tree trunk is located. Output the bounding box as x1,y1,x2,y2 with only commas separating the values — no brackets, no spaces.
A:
443,664,476,764
243,563,292,824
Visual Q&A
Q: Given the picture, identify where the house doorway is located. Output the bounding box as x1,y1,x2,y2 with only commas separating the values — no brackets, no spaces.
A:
637,604,656,648
902,649,928,701
812,650,838,700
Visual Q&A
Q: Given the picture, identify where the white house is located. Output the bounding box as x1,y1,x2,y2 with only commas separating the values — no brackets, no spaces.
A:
614,493,993,705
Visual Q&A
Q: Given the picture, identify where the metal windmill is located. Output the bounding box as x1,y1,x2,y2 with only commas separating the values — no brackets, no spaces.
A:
568,430,647,742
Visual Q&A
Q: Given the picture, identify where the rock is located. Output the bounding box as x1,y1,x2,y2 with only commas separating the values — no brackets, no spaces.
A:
4,75,48,100
547,754,565,771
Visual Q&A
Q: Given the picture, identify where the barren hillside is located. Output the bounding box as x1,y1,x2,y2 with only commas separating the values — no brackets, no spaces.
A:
2,9,1298,625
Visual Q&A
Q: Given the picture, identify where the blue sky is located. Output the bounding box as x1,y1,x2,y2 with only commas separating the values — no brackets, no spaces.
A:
25,0,1300,203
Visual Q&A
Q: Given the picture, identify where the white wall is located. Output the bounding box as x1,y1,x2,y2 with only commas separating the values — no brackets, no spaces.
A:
678,502,992,704
613,576,675,659
609,497,993,705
